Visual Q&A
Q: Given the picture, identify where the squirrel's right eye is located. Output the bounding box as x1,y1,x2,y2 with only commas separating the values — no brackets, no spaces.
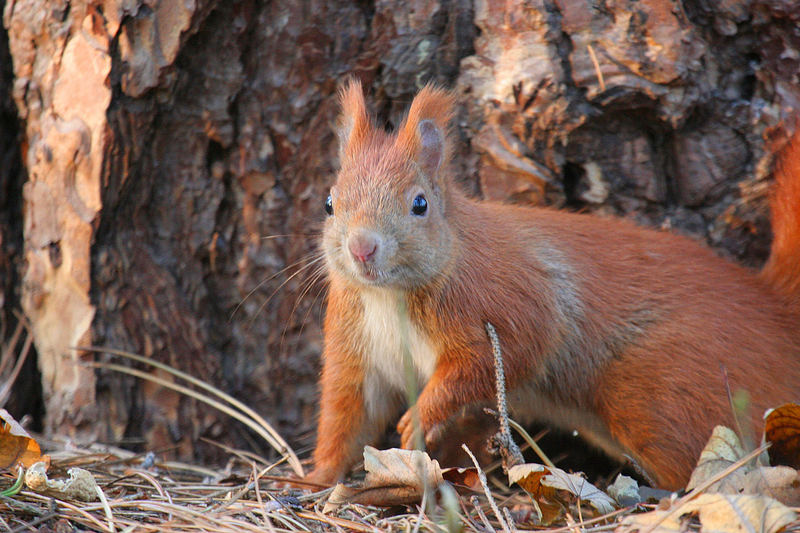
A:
325,195,333,216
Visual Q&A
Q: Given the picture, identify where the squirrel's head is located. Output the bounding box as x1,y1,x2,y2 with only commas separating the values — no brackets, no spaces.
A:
322,80,458,289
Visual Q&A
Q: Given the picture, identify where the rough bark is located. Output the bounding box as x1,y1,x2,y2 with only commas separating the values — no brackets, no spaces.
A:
0,0,43,427
1,0,798,463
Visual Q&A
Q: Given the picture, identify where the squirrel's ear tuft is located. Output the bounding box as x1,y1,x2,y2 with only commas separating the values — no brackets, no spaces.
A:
337,78,371,161
417,120,444,176
396,85,454,177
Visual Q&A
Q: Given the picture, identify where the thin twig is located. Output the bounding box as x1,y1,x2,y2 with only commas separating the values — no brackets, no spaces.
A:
542,507,633,533
81,354,303,478
0,319,33,407
6,512,58,533
502,507,517,531
470,495,496,533
412,488,427,533
485,322,524,470
462,444,510,533
506,418,555,468
95,484,116,533
0,319,24,377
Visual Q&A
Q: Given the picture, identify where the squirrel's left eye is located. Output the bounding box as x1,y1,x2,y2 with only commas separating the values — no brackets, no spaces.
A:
325,195,333,216
411,194,427,216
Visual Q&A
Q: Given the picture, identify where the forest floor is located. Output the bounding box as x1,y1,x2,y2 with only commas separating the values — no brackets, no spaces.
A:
2,418,799,532
0,434,648,533
1,339,799,531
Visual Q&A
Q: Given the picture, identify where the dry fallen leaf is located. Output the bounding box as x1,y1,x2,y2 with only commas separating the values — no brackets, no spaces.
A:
738,466,800,507
685,425,800,505
509,462,616,524
441,466,480,491
765,403,800,470
508,463,562,524
0,409,47,469
323,447,443,513
617,493,795,533
686,425,751,492
25,461,98,502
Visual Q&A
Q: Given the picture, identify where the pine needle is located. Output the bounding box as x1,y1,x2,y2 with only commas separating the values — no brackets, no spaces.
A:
78,345,304,477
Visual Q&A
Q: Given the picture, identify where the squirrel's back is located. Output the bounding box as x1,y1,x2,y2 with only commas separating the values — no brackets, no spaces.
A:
433,194,800,487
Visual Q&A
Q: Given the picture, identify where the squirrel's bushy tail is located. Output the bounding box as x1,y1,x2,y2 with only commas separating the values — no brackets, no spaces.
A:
761,128,800,301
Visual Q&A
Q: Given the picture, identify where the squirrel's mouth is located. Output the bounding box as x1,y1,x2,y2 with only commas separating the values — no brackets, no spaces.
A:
359,267,378,282
350,260,395,285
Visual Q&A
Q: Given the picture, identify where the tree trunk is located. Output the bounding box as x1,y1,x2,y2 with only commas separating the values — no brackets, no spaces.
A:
0,0,42,427
1,0,798,463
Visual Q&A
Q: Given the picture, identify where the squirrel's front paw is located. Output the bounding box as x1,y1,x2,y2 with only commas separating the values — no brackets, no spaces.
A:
398,408,418,449
304,465,344,488
398,407,445,451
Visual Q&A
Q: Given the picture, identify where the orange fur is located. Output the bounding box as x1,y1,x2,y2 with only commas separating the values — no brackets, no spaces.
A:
337,80,372,160
308,82,800,490
394,85,456,162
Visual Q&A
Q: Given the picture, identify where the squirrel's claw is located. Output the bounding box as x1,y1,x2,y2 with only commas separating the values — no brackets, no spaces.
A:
397,407,445,452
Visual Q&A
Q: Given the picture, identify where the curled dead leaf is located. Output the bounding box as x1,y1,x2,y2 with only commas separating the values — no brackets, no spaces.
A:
323,447,444,513
0,409,47,469
25,461,98,502
686,425,800,505
616,493,795,533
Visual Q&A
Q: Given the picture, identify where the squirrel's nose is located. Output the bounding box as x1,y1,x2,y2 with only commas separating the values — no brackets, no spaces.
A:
348,231,379,263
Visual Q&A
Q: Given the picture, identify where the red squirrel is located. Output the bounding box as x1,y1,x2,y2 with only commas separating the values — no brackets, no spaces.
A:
308,80,800,490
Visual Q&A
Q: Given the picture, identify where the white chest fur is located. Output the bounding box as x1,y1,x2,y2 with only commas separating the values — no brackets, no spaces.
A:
358,289,438,417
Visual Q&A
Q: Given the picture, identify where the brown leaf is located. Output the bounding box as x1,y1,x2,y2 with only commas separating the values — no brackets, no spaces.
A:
508,463,562,524
616,493,796,533
685,425,800,506
441,466,480,491
323,447,444,513
0,409,45,469
765,403,800,470
509,463,616,524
